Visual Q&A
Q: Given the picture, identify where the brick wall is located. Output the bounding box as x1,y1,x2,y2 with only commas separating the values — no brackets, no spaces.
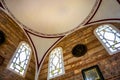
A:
39,23,120,80
0,10,35,80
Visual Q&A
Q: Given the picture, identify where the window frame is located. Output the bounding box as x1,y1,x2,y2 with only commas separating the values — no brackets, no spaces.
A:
47,47,65,80
7,41,32,77
94,24,120,55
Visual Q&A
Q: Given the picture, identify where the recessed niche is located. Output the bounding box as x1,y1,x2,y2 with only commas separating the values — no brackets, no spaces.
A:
0,30,5,45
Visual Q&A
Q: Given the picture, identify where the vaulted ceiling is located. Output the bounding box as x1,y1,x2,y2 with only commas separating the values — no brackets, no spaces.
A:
1,0,120,80
3,0,96,35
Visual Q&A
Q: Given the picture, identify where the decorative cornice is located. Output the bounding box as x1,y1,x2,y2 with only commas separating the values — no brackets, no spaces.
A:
87,19,120,25
85,0,102,25
2,0,100,37
84,0,102,25
84,0,120,25
24,28,64,70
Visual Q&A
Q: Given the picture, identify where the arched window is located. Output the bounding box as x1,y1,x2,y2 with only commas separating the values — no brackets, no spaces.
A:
94,24,120,55
48,47,65,80
7,41,32,77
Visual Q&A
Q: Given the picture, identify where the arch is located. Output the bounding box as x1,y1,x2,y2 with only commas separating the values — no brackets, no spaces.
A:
7,41,32,77
47,47,65,80
94,24,120,55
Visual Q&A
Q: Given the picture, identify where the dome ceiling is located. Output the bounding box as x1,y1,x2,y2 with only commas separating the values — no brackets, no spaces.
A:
4,0,96,35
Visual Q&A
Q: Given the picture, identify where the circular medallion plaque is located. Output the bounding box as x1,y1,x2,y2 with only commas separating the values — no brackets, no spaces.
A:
72,44,87,57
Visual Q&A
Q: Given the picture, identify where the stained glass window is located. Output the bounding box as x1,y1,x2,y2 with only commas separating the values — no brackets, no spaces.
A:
7,42,31,77
94,24,120,55
48,47,65,80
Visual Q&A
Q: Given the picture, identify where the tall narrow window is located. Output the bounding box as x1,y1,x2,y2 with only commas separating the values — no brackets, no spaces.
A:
94,24,120,55
7,41,32,77
48,47,65,80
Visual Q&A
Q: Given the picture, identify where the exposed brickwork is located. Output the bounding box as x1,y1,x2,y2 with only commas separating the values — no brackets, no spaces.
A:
39,23,120,80
0,10,35,80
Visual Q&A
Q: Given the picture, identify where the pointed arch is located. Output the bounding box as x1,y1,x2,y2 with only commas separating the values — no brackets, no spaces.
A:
94,24,120,55
7,41,32,77
48,47,65,80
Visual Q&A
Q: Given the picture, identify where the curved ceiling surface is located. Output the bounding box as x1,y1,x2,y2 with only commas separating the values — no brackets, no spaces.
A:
4,0,96,35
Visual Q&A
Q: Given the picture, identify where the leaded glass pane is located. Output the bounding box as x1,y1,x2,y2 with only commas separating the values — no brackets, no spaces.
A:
95,24,120,54
48,47,65,79
8,42,31,76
